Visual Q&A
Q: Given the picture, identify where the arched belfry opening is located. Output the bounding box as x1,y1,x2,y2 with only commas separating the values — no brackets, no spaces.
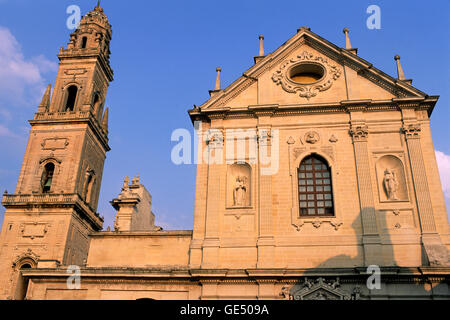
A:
81,36,88,49
65,85,78,111
41,162,55,193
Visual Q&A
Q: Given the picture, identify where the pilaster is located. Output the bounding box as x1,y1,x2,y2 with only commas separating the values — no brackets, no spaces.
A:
402,122,448,265
256,126,275,268
349,122,382,266
201,130,223,268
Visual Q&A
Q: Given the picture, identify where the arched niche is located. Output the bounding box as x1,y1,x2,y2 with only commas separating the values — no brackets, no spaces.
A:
376,155,408,202
82,169,96,206
92,92,103,118
227,163,251,208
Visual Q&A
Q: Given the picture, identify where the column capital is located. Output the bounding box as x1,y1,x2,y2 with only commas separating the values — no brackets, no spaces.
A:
402,123,421,140
258,128,272,146
206,129,224,149
349,125,369,142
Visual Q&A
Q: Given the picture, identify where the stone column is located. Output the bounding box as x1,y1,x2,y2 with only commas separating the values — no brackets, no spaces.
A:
349,124,382,266
201,130,223,268
402,123,448,265
257,127,275,268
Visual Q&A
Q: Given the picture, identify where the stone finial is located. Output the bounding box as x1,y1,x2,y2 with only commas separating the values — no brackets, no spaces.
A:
214,67,222,91
343,28,352,49
394,55,405,80
39,84,52,111
3,190,7,195
259,35,265,56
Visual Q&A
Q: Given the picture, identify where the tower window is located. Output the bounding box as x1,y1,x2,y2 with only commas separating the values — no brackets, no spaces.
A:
41,163,55,193
65,85,78,111
81,37,88,49
298,155,334,216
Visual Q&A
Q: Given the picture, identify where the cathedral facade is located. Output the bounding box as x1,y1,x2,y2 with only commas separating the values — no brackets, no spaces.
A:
0,5,449,300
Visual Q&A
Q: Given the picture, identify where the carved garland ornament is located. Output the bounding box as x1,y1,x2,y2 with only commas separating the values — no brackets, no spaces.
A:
272,51,342,100
286,277,357,300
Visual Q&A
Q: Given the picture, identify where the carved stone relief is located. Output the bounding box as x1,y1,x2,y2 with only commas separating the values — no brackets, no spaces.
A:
329,134,338,143
19,222,49,240
41,138,69,151
11,249,40,269
292,219,342,231
304,131,320,144
272,51,342,100
206,130,224,149
288,277,355,300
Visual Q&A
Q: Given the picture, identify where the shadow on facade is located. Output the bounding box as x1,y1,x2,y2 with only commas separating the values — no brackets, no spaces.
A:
286,208,449,300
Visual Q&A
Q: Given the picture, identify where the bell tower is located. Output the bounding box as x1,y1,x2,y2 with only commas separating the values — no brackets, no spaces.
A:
0,4,113,299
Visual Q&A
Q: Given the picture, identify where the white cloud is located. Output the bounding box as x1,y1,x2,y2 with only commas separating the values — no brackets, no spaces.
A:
436,150,450,199
0,26,57,107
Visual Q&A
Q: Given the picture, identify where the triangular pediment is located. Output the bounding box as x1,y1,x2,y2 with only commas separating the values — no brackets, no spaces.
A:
197,27,428,111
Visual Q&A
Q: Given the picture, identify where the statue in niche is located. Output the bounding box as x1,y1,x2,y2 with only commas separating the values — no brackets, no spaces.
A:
383,168,399,200
233,176,247,206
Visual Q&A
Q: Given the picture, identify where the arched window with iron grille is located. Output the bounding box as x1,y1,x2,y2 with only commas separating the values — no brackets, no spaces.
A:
298,155,334,217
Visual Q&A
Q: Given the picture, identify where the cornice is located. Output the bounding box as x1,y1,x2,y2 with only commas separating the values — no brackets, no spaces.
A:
29,111,110,152
22,266,450,284
189,97,437,122
90,230,193,237
2,193,103,230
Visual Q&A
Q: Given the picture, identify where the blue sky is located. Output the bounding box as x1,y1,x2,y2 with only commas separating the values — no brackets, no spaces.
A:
0,0,449,230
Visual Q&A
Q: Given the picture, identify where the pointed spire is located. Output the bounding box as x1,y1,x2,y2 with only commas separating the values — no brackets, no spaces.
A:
214,67,222,91
343,28,352,49
394,55,405,80
259,35,265,56
102,107,109,134
39,84,52,111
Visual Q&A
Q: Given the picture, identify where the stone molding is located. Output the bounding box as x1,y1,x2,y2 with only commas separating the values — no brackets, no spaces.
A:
272,51,342,100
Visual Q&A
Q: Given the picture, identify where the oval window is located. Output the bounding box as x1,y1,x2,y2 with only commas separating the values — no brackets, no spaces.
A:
289,63,325,84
